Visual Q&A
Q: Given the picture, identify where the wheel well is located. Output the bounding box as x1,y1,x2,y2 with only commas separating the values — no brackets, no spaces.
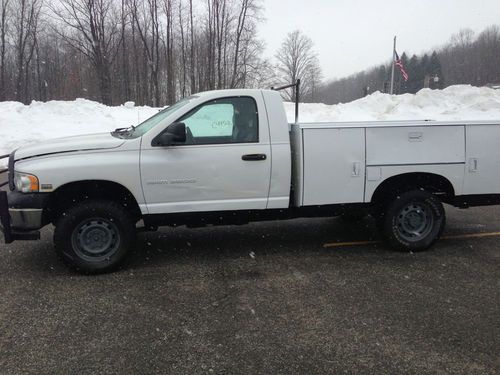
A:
45,180,142,225
371,173,455,206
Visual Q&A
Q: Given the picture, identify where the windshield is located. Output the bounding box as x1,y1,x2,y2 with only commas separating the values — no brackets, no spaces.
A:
124,96,197,138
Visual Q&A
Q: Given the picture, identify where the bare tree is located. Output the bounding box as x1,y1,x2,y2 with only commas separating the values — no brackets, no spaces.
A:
163,0,175,104
445,28,476,85
119,0,131,102
205,0,215,90
0,0,271,105
275,29,322,101
474,25,500,85
229,0,262,88
129,3,142,104
177,0,187,96
229,0,247,88
188,0,196,93
213,0,227,89
13,0,42,103
52,0,122,105
129,0,161,106
0,0,9,100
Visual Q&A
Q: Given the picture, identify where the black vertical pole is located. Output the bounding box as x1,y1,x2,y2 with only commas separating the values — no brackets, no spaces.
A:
0,191,13,243
271,79,301,124
295,79,300,124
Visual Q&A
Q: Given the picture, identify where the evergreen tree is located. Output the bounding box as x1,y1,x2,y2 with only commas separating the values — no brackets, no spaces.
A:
376,65,387,92
406,54,420,93
419,54,430,90
420,54,430,74
429,51,444,88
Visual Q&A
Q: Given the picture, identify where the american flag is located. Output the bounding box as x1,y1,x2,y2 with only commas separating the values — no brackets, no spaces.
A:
394,51,409,81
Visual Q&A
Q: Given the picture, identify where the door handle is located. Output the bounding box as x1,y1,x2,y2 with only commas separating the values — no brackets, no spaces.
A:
468,158,478,172
352,162,361,177
242,154,267,161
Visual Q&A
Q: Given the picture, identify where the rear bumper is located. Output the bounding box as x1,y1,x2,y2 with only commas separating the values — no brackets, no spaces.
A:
0,191,41,244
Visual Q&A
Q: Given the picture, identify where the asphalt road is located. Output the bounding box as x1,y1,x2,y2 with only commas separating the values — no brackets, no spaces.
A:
0,198,499,374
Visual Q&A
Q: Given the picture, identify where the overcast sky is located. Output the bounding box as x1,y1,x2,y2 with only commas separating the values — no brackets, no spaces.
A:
258,0,500,81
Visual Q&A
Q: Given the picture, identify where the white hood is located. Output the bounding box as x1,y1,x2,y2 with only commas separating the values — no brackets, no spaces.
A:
14,132,125,160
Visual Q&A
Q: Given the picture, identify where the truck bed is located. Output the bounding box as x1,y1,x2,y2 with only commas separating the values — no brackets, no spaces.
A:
290,120,500,207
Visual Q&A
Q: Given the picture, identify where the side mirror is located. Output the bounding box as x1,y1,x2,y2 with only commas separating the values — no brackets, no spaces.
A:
152,122,186,146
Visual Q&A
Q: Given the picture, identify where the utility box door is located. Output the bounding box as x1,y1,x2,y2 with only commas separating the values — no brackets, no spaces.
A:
463,125,500,195
302,128,365,205
366,126,465,165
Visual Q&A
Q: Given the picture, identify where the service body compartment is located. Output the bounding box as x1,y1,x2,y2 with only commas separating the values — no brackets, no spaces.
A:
301,127,365,205
463,124,500,195
366,126,465,165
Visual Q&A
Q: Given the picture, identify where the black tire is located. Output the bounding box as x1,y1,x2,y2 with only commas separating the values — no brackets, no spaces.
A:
380,190,445,252
54,200,136,273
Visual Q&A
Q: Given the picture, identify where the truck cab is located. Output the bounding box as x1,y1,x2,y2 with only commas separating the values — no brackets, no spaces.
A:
137,89,291,214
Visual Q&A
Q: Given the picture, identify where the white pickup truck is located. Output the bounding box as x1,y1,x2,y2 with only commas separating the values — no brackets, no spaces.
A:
1,87,500,273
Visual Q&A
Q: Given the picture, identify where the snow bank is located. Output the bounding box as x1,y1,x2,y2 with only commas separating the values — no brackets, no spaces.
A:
284,85,500,122
1,85,500,159
0,98,159,159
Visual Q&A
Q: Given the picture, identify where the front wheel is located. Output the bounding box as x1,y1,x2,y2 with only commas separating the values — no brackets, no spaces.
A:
54,200,136,273
380,190,445,252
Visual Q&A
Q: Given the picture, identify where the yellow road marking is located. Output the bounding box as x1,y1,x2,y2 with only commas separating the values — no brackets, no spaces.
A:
441,231,500,240
323,240,380,248
323,231,500,248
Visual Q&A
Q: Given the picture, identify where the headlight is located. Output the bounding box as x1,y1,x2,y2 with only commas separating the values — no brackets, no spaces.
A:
14,172,39,193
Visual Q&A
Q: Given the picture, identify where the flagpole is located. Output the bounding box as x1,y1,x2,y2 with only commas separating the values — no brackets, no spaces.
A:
390,36,396,95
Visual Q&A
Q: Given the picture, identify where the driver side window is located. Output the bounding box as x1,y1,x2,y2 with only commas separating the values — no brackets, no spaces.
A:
178,97,258,145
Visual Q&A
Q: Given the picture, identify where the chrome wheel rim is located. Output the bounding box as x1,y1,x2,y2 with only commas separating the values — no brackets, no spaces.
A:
71,218,120,261
396,203,434,242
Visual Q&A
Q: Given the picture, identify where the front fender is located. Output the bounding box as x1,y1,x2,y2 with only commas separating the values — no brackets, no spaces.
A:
14,147,145,207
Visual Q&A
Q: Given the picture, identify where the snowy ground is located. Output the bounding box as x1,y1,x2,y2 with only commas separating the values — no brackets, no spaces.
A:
1,84,500,160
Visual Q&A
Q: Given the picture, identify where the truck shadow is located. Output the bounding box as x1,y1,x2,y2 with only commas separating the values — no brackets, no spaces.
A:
13,216,382,276
127,216,384,268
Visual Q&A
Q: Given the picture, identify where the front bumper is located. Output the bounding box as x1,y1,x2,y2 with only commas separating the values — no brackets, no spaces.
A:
0,191,41,244
9,208,43,230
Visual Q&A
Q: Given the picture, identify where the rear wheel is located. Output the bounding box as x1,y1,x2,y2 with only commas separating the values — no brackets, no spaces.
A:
380,190,445,252
54,200,136,273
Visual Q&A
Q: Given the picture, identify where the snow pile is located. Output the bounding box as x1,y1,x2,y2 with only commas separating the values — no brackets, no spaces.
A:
285,85,500,122
0,98,159,158
1,85,500,159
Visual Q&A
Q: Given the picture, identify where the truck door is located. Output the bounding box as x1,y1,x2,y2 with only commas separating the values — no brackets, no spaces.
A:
140,95,272,214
